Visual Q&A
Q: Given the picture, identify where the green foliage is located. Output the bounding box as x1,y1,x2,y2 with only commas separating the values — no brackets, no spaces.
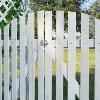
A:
30,0,87,32
83,0,100,19
89,0,100,19
82,0,100,38
0,0,22,28
89,0,100,38
89,15,95,39
32,0,86,10
0,0,87,27
54,0,62,7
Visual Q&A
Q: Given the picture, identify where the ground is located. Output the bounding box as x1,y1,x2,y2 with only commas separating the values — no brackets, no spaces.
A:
35,48,95,100
2,48,95,100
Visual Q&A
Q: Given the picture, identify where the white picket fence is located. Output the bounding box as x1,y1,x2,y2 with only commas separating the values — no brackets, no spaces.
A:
0,11,100,100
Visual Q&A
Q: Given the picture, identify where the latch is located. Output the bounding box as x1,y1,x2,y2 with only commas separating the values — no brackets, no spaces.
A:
40,40,48,46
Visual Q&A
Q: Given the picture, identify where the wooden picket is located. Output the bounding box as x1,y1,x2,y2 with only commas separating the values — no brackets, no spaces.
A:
20,15,26,100
56,11,64,100
28,12,35,100
80,13,89,100
95,19,100,100
37,11,44,100
4,24,9,100
11,18,17,100
45,11,52,100
68,12,76,100
0,11,100,100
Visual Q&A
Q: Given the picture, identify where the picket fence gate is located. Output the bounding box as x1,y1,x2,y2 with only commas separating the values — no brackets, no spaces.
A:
0,11,100,100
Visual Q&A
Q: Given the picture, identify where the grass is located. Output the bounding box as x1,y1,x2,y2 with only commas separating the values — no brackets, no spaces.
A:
64,48,95,73
2,48,95,100
35,48,95,100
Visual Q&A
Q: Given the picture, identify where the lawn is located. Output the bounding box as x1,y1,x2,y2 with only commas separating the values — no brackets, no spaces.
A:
35,48,95,100
1,48,95,100
35,48,95,75
64,48,95,73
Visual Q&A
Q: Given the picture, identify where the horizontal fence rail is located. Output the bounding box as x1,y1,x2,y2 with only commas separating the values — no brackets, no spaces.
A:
0,11,99,100
0,39,95,48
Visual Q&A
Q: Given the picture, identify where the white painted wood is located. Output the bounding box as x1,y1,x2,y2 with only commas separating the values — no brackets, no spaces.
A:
52,40,56,62
1,11,97,100
11,18,17,100
0,28,2,100
89,39,95,48
28,12,35,100
68,12,76,100
80,13,89,100
51,49,80,99
9,90,11,100
63,40,68,48
0,38,95,48
45,11,52,100
62,63,80,98
20,15,26,100
4,24,9,100
95,19,100,100
37,11,44,100
56,11,64,100
76,39,81,47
